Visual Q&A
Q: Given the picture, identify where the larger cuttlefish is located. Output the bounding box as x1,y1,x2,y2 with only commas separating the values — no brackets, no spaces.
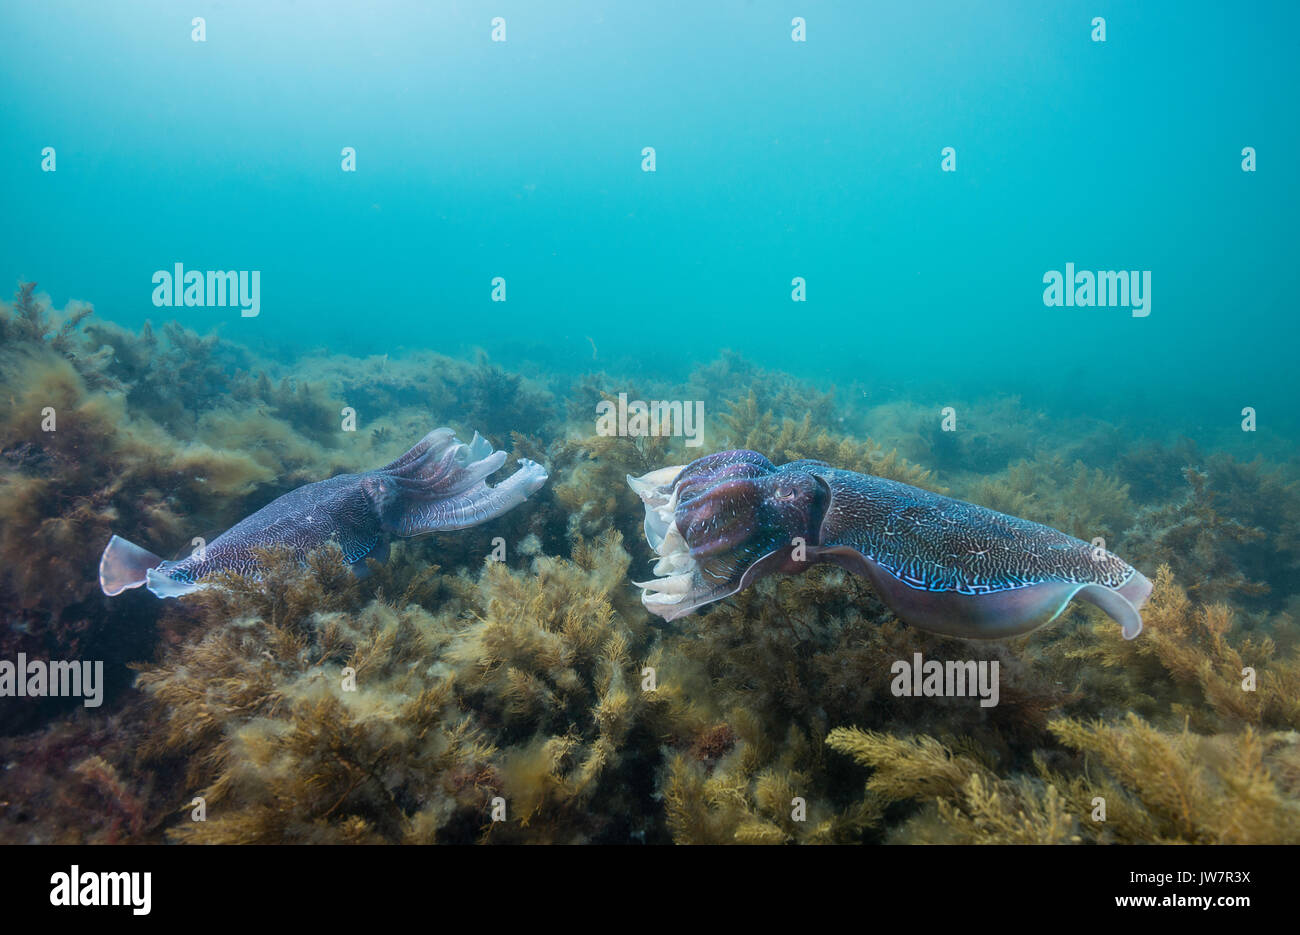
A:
100,428,548,598
628,450,1151,640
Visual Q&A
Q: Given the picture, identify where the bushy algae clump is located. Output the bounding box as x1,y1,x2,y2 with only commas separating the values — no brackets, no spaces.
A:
128,533,661,844
2,281,1298,844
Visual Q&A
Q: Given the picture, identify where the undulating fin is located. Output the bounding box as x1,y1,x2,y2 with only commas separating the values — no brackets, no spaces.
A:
144,567,203,599
346,538,390,580
823,546,1108,640
98,535,165,596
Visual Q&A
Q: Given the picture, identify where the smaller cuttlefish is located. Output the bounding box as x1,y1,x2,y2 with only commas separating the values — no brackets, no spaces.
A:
100,428,548,598
628,450,1152,640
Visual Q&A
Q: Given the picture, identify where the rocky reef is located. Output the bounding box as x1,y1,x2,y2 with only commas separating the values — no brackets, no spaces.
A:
1,283,1297,844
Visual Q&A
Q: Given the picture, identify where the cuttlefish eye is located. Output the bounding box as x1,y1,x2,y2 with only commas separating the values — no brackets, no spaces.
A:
774,485,796,501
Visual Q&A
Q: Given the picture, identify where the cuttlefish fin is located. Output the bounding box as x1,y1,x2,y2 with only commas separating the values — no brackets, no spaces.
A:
818,546,1148,641
144,567,203,599
99,534,165,596
349,538,390,578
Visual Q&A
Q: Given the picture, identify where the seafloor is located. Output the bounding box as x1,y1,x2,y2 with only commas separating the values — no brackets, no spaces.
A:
1,283,1297,844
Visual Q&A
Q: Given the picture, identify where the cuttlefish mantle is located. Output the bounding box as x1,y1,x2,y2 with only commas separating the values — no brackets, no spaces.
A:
100,428,548,599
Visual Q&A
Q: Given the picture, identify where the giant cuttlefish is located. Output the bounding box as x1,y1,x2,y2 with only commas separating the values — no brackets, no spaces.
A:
627,450,1151,640
100,428,548,599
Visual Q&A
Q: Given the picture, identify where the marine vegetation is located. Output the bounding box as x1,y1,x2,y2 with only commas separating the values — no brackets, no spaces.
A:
1,282,1298,845
127,534,656,843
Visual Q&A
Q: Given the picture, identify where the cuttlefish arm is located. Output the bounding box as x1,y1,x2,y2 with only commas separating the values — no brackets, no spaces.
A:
100,428,548,598
627,450,1150,640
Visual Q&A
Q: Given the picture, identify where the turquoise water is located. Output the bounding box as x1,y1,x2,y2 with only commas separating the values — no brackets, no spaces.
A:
5,2,1300,852
3,0,1298,435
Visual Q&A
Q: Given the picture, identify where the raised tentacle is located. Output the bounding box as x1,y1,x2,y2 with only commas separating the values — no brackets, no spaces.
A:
388,457,548,535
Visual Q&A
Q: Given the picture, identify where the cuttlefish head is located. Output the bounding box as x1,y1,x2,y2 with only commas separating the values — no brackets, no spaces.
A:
627,450,830,621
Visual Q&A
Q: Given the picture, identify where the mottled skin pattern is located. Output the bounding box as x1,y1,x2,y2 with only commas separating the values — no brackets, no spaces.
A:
162,472,389,585
628,450,1151,640
810,465,1133,594
100,428,548,598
